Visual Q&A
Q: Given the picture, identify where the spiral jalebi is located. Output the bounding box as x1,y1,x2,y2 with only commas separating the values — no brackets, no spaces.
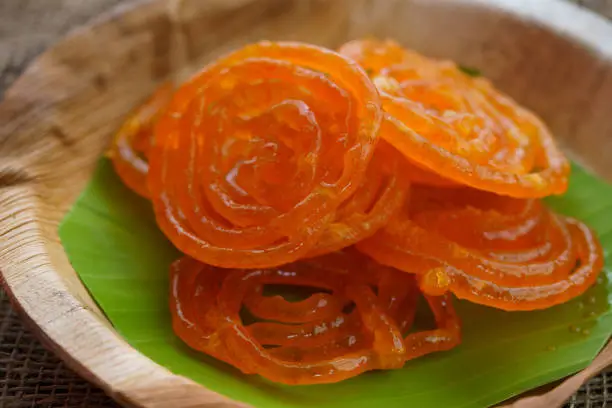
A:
339,39,570,198
170,250,461,385
108,84,173,198
109,42,410,267
357,186,603,310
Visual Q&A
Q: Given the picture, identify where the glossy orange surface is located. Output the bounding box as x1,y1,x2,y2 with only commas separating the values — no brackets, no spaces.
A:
170,250,461,384
148,42,385,268
357,186,603,310
108,84,173,198
107,39,603,384
339,39,570,197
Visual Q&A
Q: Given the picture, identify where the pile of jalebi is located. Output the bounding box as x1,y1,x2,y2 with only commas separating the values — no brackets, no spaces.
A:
108,39,603,384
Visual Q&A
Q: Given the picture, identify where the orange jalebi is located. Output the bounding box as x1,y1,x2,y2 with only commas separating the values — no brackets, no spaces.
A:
170,249,461,385
149,42,385,268
105,39,605,384
108,84,173,198
109,92,405,265
307,140,408,257
112,42,412,268
339,39,570,198
357,186,603,311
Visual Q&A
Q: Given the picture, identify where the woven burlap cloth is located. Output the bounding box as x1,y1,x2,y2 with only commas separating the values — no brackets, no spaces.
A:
1,0,611,407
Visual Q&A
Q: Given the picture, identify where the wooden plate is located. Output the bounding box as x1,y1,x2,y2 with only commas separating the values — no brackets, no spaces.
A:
1,0,611,407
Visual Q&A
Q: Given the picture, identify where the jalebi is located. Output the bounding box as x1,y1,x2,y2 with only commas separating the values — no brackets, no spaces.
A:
110,41,413,268
357,185,603,310
339,39,570,198
108,84,173,198
307,140,408,257
170,249,461,385
105,39,605,385
109,90,404,265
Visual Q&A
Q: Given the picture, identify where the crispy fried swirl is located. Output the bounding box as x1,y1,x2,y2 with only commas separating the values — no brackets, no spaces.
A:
358,186,603,310
170,250,461,384
339,39,569,197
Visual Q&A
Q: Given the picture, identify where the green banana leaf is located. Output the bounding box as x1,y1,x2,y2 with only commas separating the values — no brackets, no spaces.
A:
59,159,612,408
